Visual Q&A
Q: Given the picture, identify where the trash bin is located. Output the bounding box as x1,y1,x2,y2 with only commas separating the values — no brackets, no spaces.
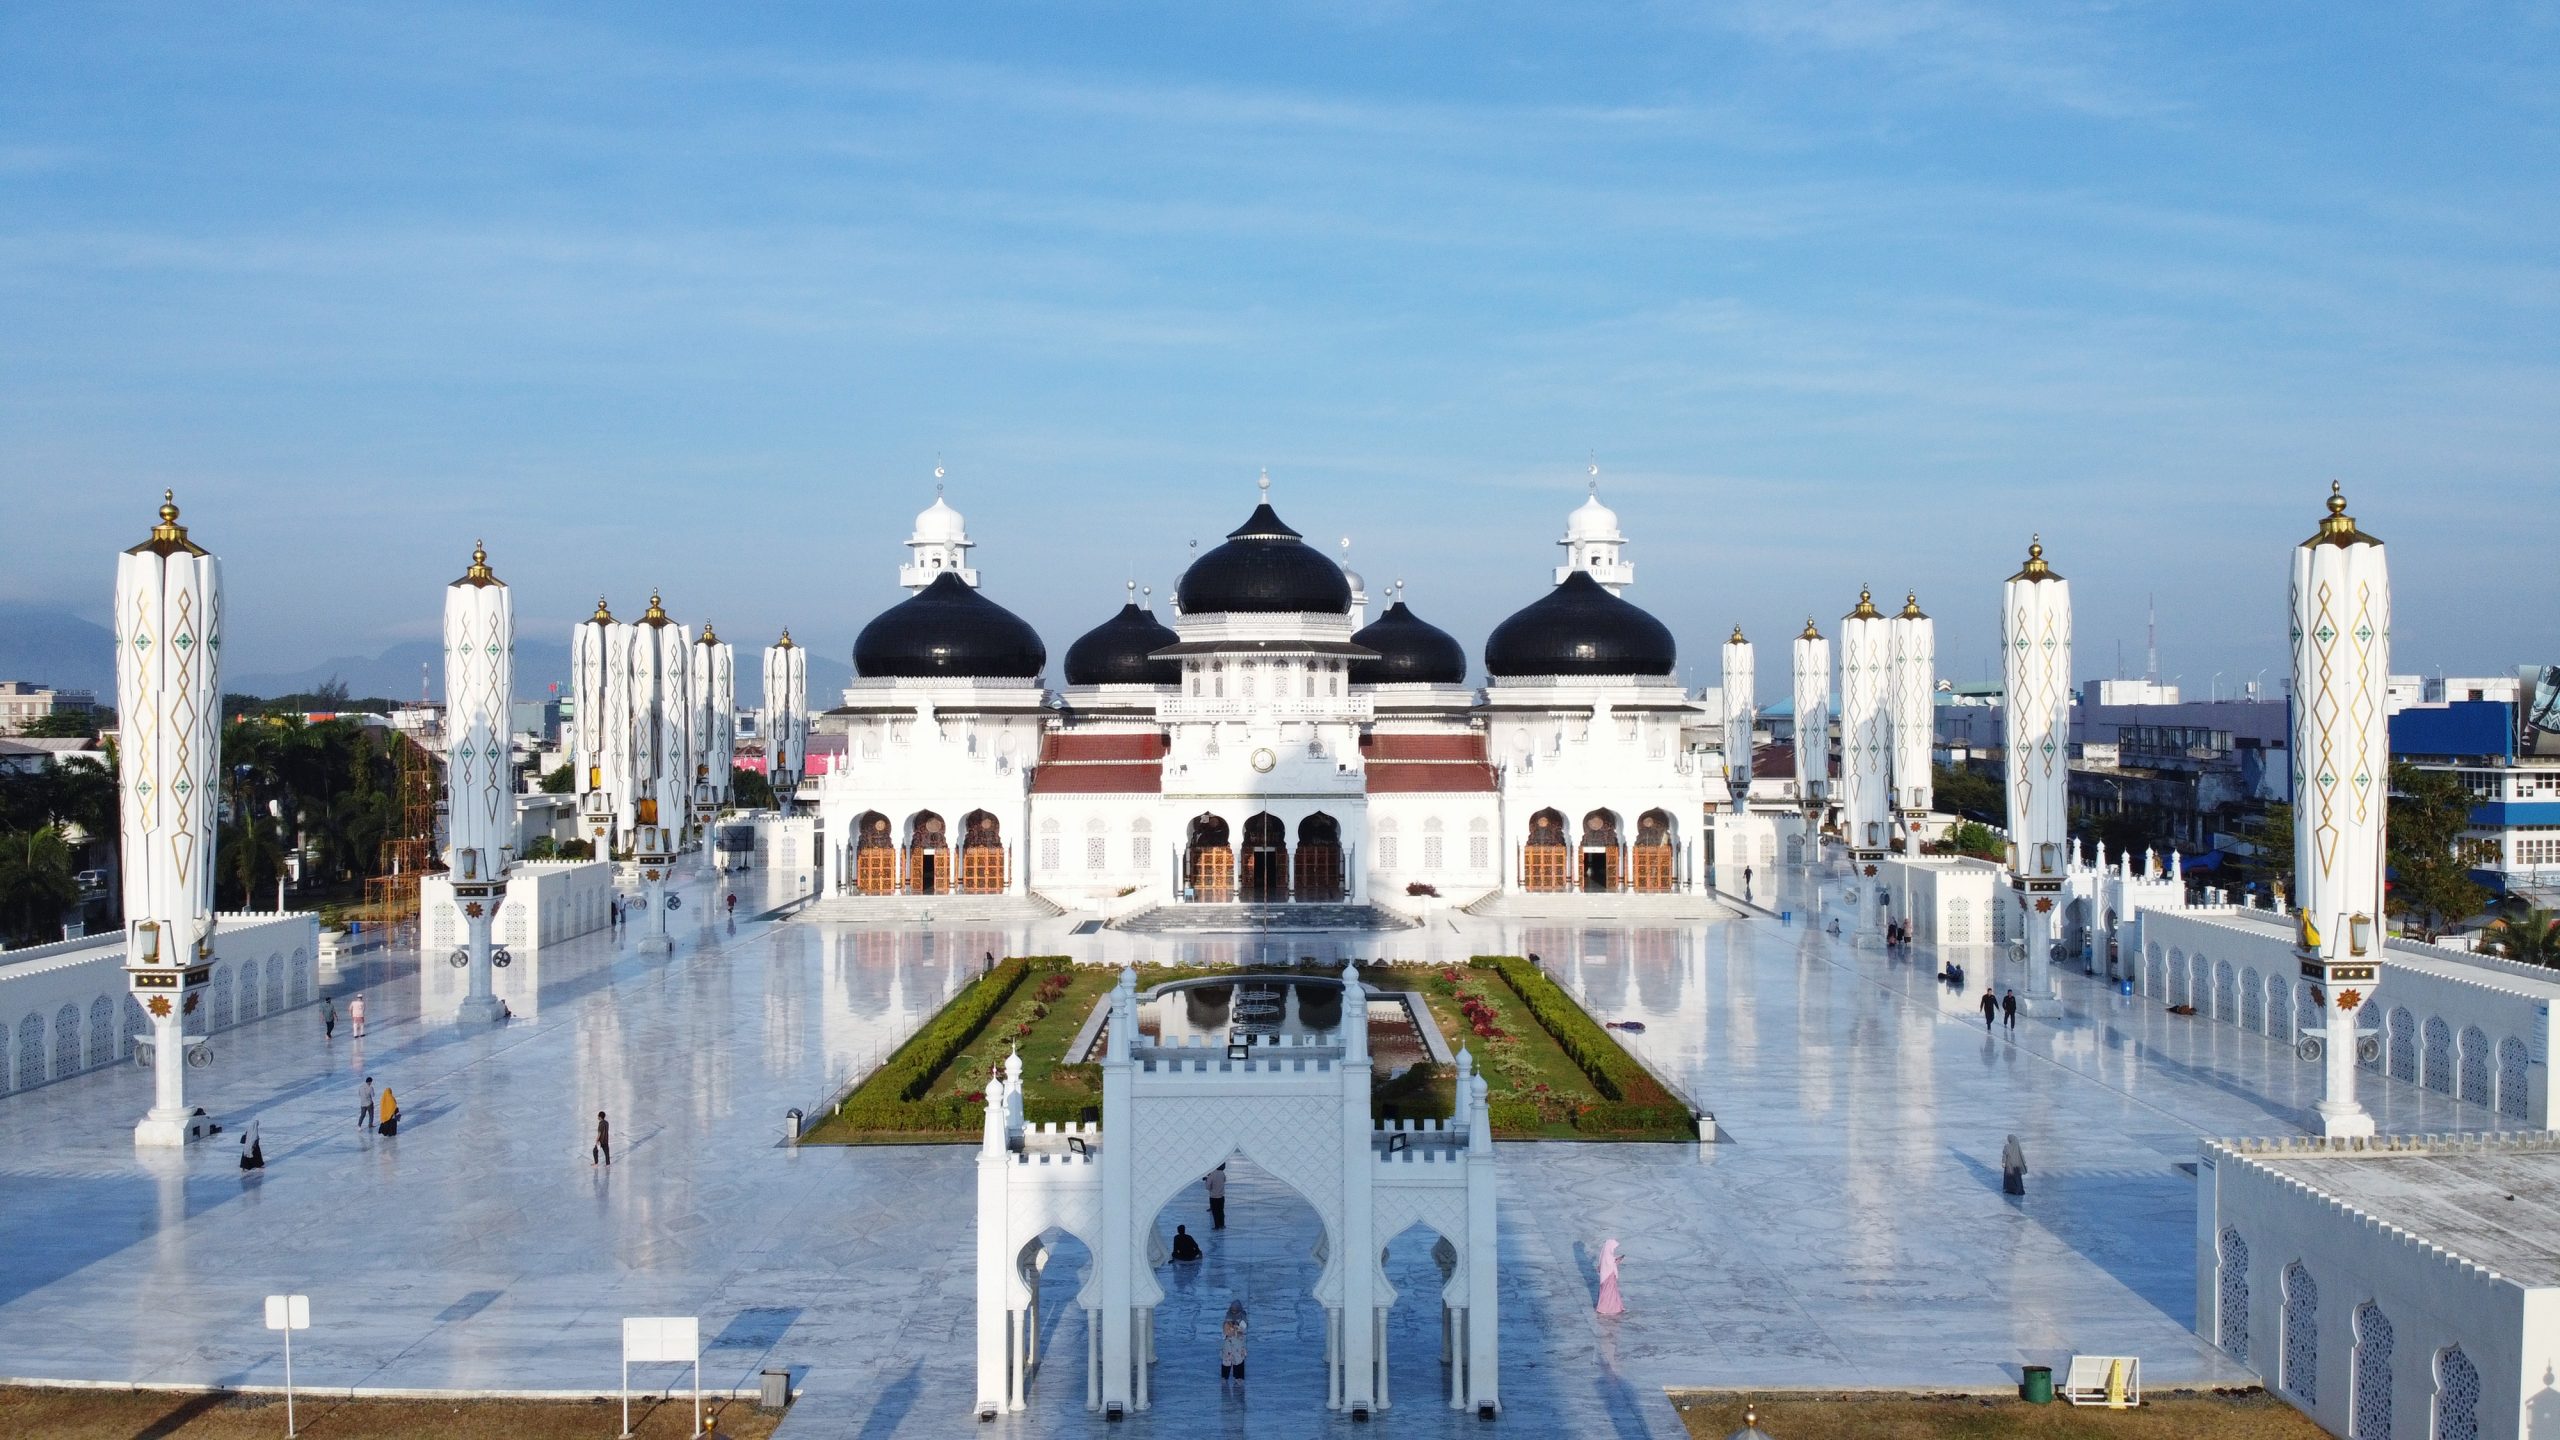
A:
760,1367,791,1410
784,1107,803,1140
2022,1364,2055,1403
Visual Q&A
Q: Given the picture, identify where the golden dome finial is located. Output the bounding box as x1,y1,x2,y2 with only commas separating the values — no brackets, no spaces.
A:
638,591,672,626
1799,615,1823,641
1848,587,1881,620
2010,533,2061,582
456,539,500,587
698,620,719,645
1898,591,1927,620
776,626,795,648
129,488,208,557
589,596,615,624
1728,624,1747,645
2307,478,2378,547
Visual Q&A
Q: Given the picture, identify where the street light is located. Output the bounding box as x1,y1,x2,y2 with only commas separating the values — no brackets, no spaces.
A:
2212,671,2225,703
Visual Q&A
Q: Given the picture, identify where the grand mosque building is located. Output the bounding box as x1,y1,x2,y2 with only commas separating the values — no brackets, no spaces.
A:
809,477,1740,912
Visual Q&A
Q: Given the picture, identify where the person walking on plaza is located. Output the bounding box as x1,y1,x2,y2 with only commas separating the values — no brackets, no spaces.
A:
1220,1299,1249,1384
1204,1163,1227,1230
2001,989,2019,1030
322,995,336,1040
2001,1134,2028,1196
593,1110,612,1166
1979,988,1997,1030
1595,1237,1625,1316
375,1084,399,1137
359,1075,377,1132
349,993,367,1038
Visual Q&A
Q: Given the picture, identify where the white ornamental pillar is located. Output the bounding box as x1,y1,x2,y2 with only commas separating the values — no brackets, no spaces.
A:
2003,538,2072,967
689,624,735,839
975,1064,1016,1417
117,492,222,1147
762,630,808,813
2292,483,2388,1140
1889,592,1936,856
1721,627,1755,815
570,598,624,854
628,592,691,952
1336,961,1379,1415
445,543,513,1023
1839,589,1892,944
1097,967,1138,1416
1792,618,1830,853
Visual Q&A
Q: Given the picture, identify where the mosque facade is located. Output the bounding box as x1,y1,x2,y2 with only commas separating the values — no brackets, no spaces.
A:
810,479,1731,911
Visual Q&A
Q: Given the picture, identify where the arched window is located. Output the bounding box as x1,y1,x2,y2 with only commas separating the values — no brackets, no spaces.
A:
2168,948,2188,1006
267,954,286,1014
1470,817,1491,872
0,1023,8,1094
2423,1017,2454,1094
1039,818,1061,874
2269,972,2295,1042
1131,817,1153,871
2458,1025,2491,1107
2216,960,2237,1021
1377,816,1400,871
2218,1228,2250,1358
1086,817,1108,872
1947,898,1972,943
2389,1007,2418,1082
2499,1036,2531,1120
2352,1301,2392,1440
51,1004,80,1080
212,966,234,1030
87,995,115,1069
1423,816,1445,871
2242,967,2264,1033
2434,1345,2478,1440
2282,1262,2318,1403
291,951,310,1007
2296,983,2320,1043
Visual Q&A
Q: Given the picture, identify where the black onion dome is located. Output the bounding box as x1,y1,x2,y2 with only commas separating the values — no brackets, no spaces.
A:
1175,503,1353,615
854,572,1047,678
1350,601,1467,685
1063,602,1180,686
1484,570,1677,677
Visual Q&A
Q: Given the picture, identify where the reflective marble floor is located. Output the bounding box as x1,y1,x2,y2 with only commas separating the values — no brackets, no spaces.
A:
0,862,2512,1438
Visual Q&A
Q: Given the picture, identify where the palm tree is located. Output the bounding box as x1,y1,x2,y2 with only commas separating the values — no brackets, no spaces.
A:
2480,909,2560,968
0,825,80,947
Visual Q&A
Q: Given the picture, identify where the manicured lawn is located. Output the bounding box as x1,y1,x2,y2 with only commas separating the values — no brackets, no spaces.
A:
801,957,1691,1143
1672,1389,2328,1439
0,1386,778,1438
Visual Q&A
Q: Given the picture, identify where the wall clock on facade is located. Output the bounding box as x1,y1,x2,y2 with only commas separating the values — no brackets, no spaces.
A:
1250,747,1277,773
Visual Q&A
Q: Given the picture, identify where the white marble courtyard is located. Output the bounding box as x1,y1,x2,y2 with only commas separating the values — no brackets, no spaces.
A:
0,866,2516,1437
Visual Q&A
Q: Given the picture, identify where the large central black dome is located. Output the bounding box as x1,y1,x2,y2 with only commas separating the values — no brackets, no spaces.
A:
1175,502,1352,615
854,572,1047,679
1063,601,1180,686
1350,600,1467,685
1484,570,1677,677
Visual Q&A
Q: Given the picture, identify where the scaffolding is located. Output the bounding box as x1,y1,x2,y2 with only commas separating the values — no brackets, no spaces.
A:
363,713,443,948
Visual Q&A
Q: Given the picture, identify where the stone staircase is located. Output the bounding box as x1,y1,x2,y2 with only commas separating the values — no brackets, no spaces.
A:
1463,891,1738,921
792,892,1064,926
1110,902,1419,934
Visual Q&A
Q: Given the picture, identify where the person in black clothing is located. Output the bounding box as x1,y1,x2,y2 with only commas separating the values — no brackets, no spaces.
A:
1170,1224,1202,1262
593,1110,612,1166
1979,989,1998,1030
2001,989,2019,1029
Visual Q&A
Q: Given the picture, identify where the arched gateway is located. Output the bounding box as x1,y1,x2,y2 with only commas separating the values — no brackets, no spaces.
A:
975,965,1502,1420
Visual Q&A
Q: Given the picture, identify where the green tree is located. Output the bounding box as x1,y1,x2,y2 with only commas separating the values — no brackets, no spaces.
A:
2388,762,2488,940
730,765,775,809
539,762,573,794
1933,765,2001,822
0,825,80,947
2480,909,2560,968
17,709,101,739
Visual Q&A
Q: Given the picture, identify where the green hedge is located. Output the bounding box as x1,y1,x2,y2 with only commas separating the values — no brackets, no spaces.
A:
848,955,1063,1111
1469,955,1670,1108
1486,1100,1543,1133
1572,1102,1692,1135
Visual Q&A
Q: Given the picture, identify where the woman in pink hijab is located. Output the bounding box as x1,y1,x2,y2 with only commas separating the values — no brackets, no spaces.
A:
1595,1238,1624,1316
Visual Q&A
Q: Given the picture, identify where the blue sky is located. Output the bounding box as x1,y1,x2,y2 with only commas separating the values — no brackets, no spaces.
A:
2,3,2553,696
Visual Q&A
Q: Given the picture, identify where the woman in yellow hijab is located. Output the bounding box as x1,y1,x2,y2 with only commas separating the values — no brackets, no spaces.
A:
377,1085,399,1136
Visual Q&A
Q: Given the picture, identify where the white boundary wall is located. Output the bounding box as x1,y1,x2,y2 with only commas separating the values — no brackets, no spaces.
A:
2198,1133,2560,1440
0,910,319,1096
422,859,614,956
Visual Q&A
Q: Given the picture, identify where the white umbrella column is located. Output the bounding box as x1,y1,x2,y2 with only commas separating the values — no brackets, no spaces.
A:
1792,618,1830,859
570,599,626,855
444,543,513,1023
2002,538,2072,966
1721,627,1755,815
690,625,735,838
1839,589,1892,946
2292,484,2389,1140
762,630,808,814
117,493,223,1147
628,593,691,952
1888,593,1936,856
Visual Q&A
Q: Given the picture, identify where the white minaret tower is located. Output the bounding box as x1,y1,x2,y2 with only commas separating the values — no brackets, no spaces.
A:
570,597,629,854
443,542,513,1024
1338,537,1369,627
118,492,222,1147
900,466,978,591
689,622,736,834
761,629,808,814
627,591,692,951
1721,626,1755,814
1889,592,1936,855
1839,588,1892,946
2293,482,2388,1140
1792,618,1831,837
1556,462,1635,594
2003,537,2072,961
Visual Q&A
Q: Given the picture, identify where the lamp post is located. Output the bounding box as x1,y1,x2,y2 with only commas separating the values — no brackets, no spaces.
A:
119,492,221,1147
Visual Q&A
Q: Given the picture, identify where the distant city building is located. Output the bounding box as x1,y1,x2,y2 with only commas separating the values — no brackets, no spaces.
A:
0,680,99,734
2390,694,2560,904
2095,678,2181,706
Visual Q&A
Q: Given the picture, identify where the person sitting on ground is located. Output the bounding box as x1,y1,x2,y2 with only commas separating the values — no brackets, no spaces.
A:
1170,1224,1203,1262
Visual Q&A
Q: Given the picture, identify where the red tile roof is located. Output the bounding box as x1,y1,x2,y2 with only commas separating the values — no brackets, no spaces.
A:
1362,731,1497,793
1031,730,1168,793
